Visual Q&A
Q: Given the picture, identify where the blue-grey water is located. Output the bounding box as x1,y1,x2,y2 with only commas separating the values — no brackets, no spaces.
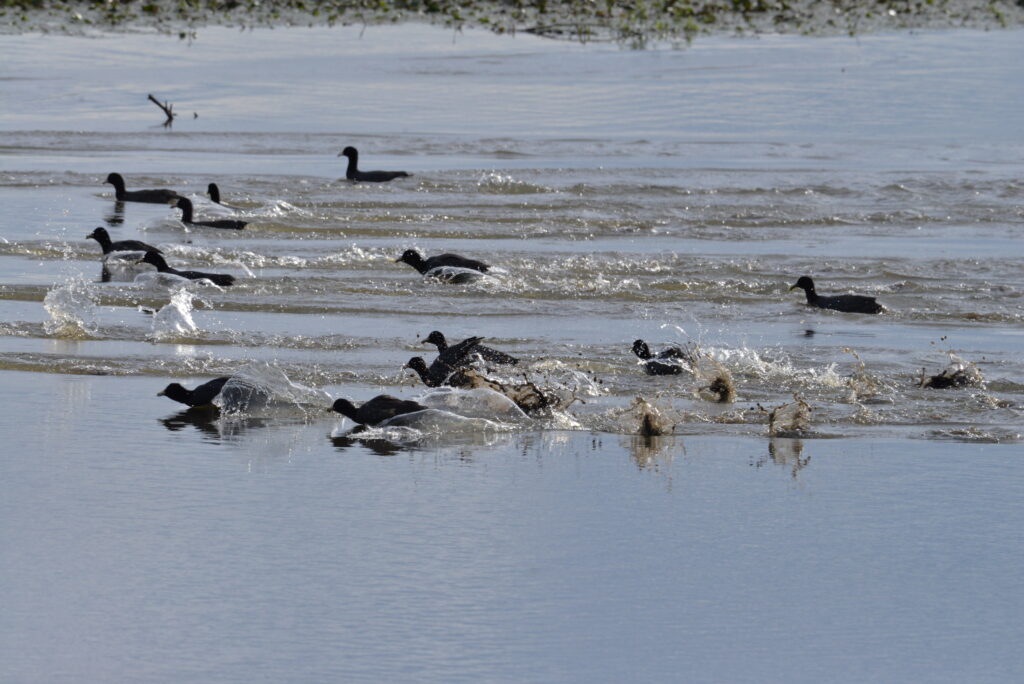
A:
1,24,1023,682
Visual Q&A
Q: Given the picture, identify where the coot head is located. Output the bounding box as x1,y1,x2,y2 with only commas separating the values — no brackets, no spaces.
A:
396,249,423,268
157,383,191,403
338,146,357,159
207,183,220,203
632,339,652,360
87,227,109,242
405,356,428,371
424,331,446,348
138,250,168,269
332,398,357,420
790,276,815,293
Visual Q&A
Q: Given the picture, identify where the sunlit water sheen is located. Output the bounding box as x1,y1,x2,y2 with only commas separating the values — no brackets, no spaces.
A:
1,24,1023,682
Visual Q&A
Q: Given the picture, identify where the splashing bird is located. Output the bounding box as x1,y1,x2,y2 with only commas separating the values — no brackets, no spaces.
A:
87,227,162,256
423,331,519,366
158,377,232,408
632,339,690,376
396,249,490,275
138,251,236,287
331,395,427,426
404,336,487,387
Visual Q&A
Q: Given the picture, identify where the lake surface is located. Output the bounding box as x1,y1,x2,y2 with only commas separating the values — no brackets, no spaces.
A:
1,24,1022,682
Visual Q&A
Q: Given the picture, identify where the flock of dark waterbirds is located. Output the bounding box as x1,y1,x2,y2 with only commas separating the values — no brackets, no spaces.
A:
88,149,893,430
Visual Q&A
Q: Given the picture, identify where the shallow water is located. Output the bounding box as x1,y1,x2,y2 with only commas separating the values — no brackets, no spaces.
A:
1,24,1023,682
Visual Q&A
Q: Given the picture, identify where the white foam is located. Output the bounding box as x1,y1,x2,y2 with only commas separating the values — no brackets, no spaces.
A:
151,289,201,338
43,276,98,337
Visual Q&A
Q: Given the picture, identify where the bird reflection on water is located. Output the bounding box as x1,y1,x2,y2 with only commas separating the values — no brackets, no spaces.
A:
159,408,268,444
754,438,810,479
629,433,678,472
329,429,407,457
104,202,125,226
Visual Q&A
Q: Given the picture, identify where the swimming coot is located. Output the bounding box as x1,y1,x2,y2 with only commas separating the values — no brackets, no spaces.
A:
158,377,232,408
338,146,410,182
396,249,490,275
789,276,883,314
632,339,690,376
176,198,248,230
331,395,427,426
105,172,181,204
424,330,519,366
138,250,236,287
87,227,162,256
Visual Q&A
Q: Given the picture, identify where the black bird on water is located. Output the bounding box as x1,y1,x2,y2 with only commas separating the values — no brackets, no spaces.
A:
158,377,232,408
332,395,427,426
206,182,242,210
632,339,689,376
105,172,181,204
87,227,162,256
789,276,883,314
338,146,410,183
424,331,519,366
405,335,487,387
176,198,248,230
207,183,224,205
396,249,490,275
139,250,236,287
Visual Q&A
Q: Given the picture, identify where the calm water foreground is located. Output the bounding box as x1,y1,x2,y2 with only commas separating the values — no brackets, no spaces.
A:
1,24,1023,682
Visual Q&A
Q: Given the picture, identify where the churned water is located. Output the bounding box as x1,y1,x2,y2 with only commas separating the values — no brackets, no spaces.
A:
1,24,1022,682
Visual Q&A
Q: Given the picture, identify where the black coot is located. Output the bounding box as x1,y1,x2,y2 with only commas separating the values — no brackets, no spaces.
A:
87,227,162,256
338,146,410,182
396,249,489,275
158,377,232,408
331,395,427,425
789,276,883,314
105,172,181,204
139,250,236,287
424,331,518,366
176,198,248,230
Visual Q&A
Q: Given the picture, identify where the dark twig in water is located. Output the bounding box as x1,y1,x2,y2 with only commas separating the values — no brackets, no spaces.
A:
148,93,175,127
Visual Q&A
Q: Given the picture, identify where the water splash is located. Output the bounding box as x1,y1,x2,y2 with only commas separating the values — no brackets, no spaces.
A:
151,289,204,339
477,172,552,195
414,386,530,423
768,394,812,437
215,362,333,417
43,276,98,338
633,397,672,436
919,353,985,389
133,270,225,292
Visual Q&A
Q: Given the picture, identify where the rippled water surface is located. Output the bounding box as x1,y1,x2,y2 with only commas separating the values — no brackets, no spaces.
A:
1,24,1023,682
